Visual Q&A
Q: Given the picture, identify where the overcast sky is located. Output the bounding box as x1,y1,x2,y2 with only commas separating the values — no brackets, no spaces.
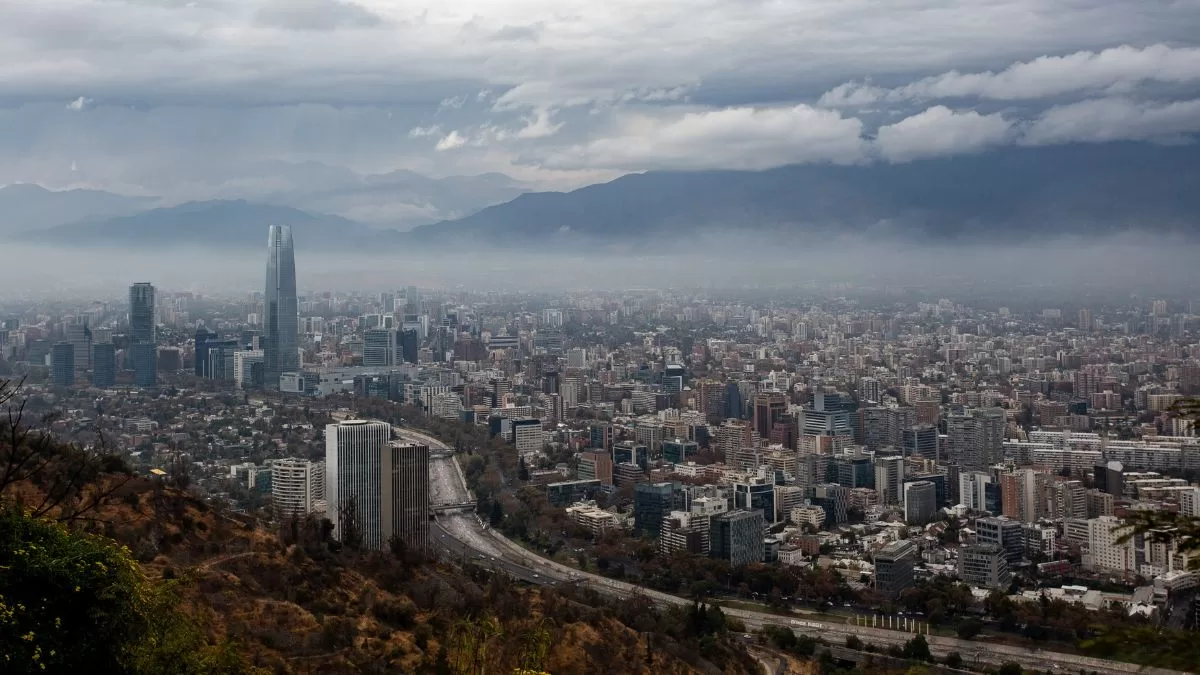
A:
2,0,1199,194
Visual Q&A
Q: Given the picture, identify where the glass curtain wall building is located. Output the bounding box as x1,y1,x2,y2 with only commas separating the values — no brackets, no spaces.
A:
264,225,299,388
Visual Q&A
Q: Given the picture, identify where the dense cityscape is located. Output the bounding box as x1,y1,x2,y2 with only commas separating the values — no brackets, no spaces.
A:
4,1,1200,672
3,224,1200,673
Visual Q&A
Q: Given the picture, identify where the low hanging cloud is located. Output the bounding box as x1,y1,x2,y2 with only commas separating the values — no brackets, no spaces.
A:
821,44,1200,106
876,106,1014,162
513,109,563,139
538,104,866,171
435,130,468,150
1022,97,1200,146
408,125,442,138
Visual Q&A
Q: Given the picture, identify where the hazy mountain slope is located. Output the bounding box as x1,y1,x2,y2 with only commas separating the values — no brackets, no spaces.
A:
142,160,530,231
0,183,158,233
27,199,399,250
408,143,1200,247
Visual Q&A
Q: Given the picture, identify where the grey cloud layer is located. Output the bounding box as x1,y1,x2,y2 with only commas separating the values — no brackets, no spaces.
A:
1,1,1198,186
818,44,1200,106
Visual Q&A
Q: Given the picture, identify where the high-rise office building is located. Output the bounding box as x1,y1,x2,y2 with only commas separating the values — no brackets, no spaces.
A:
905,474,947,510
976,516,1025,564
874,455,906,505
264,225,299,388
398,328,419,364
810,483,849,525
959,544,1011,589
734,480,776,524
753,391,788,439
724,381,745,420
51,341,74,386
386,442,431,554
1053,480,1088,520
589,423,613,452
959,470,995,512
362,328,396,368
1001,468,1047,523
904,480,938,524
64,319,92,374
711,509,765,567
857,377,881,404
129,283,157,387
194,329,218,376
874,540,916,598
577,451,613,486
903,424,940,460
947,408,1006,468
634,482,679,537
326,420,399,550
861,406,916,451
130,343,157,387
129,283,156,343
91,342,116,388
802,392,853,437
1094,461,1124,498
1078,308,1094,332
661,438,697,464
833,455,874,489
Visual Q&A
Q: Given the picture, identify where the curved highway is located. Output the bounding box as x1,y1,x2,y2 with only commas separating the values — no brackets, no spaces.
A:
403,427,1183,675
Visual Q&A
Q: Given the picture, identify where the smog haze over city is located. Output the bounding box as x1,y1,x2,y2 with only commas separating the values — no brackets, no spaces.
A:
4,2,1200,675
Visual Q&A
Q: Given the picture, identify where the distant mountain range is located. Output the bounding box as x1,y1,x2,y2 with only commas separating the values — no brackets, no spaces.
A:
13,142,1200,251
172,160,529,230
407,142,1200,248
29,200,401,249
0,184,157,234
2,162,529,241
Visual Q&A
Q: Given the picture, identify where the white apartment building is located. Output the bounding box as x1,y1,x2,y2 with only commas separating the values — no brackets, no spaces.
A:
1087,516,1136,575
271,458,326,516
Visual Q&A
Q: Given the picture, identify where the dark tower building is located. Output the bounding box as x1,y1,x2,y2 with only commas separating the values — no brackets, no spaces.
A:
129,283,157,387
264,225,299,388
399,328,419,364
194,328,218,376
724,381,744,420
92,342,116,388
51,341,75,387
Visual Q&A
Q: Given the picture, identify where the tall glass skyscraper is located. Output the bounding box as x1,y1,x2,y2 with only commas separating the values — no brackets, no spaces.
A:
129,283,157,387
129,283,156,343
264,225,299,388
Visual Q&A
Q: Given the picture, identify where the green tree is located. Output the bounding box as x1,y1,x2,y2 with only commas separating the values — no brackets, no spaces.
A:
903,634,932,662
956,619,982,640
998,662,1023,675
944,652,963,668
0,507,243,674
0,506,148,673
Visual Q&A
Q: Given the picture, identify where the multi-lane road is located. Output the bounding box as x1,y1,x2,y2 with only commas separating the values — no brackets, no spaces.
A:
403,427,1185,675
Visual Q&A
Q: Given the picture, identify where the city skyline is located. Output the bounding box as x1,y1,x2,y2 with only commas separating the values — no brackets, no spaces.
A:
4,1,1200,671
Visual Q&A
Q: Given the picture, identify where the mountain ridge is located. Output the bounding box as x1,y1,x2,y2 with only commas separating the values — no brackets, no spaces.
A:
0,183,158,233
15,142,1200,251
26,199,401,250
408,142,1200,247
